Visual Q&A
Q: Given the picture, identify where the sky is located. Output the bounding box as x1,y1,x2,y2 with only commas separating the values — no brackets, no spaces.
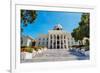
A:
21,10,82,39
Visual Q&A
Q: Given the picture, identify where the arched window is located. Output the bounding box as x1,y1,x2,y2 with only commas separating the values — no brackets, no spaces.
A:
50,45,52,49
64,45,66,48
50,40,52,43
57,45,59,49
57,41,59,44
64,40,66,43
57,35,59,39
50,35,52,39
64,35,66,39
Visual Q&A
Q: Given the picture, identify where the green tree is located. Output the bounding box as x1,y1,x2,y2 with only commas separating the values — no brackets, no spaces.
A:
71,13,90,45
71,27,83,45
85,39,89,51
79,13,90,38
21,10,37,32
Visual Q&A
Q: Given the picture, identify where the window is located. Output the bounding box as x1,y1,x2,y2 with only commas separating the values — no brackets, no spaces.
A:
50,35,52,39
64,40,66,43
64,35,66,39
57,45,59,49
54,42,56,45
39,38,41,40
65,45,66,48
71,42,73,45
50,40,52,43
61,45,63,48
54,45,56,48
57,41,59,44
38,42,40,45
67,38,69,40
57,35,59,39
50,45,52,49
43,38,45,40
42,42,44,45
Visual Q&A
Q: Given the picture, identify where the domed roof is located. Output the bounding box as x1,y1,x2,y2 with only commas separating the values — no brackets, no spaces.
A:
54,24,63,30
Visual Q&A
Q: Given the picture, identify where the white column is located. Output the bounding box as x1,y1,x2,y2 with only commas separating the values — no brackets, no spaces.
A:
54,35,56,49
56,34,57,49
59,35,61,49
48,34,50,49
52,34,54,49
65,35,67,49
61,35,62,49
63,35,64,49
66,37,69,50
51,34,52,49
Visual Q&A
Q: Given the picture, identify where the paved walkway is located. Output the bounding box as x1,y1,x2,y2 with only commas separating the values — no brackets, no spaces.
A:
21,49,81,63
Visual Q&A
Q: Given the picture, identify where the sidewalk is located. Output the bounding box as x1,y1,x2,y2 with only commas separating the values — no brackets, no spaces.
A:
21,49,79,63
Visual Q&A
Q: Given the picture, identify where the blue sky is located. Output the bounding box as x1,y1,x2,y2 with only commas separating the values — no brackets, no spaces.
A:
22,10,82,39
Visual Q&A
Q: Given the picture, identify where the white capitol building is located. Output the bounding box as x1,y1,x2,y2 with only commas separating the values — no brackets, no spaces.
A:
21,24,89,62
35,24,79,49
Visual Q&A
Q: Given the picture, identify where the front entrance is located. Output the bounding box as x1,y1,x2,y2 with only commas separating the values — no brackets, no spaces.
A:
57,45,59,49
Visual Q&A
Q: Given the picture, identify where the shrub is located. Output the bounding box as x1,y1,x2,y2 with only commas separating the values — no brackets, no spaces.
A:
21,48,33,53
21,46,27,48
26,48,33,53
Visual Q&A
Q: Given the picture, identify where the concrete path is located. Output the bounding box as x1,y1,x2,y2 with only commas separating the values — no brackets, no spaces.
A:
21,49,79,63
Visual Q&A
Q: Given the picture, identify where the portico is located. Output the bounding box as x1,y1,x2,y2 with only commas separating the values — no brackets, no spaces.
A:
35,24,78,49
48,24,68,49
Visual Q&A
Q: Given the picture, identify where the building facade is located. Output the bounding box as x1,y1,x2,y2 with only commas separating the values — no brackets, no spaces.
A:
35,24,79,49
21,35,34,47
35,34,48,47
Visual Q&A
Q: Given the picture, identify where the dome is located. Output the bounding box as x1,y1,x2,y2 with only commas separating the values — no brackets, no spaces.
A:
54,24,63,30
